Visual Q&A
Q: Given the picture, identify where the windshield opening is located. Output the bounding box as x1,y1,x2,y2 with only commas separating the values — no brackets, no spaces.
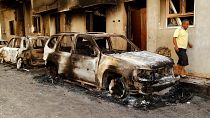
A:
95,36,138,54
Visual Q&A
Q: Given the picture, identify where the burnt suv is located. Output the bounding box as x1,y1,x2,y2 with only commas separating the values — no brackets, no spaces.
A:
0,36,49,69
44,33,175,98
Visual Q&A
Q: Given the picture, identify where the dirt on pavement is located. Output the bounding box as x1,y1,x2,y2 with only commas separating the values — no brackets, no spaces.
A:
0,63,210,118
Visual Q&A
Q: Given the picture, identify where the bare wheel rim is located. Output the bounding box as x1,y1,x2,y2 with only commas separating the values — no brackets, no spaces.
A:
109,77,127,99
48,65,58,79
17,58,23,69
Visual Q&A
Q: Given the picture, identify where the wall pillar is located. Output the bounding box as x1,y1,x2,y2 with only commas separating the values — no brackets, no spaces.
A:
146,0,160,52
15,2,25,36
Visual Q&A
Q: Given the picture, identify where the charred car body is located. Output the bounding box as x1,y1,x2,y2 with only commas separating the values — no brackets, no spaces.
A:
44,33,175,98
0,39,8,48
0,36,49,69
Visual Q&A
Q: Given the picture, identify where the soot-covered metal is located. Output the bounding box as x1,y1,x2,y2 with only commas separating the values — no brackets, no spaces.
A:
44,32,178,99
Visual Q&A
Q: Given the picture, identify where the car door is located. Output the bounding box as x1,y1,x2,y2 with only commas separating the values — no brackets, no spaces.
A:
30,38,45,61
9,38,22,63
2,38,14,62
54,35,74,75
71,36,100,84
3,38,20,63
43,36,60,61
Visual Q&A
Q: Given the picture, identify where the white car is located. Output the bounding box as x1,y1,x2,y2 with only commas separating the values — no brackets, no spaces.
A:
0,36,49,69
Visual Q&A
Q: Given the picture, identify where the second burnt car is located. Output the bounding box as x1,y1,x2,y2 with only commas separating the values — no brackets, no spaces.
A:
44,32,176,98
0,36,49,69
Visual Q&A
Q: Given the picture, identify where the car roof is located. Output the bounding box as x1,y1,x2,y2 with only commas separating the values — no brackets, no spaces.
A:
27,36,49,39
80,33,124,38
52,32,81,36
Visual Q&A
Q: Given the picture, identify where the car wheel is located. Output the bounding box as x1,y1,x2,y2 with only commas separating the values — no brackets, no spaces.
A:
17,58,23,69
108,76,127,99
47,64,60,84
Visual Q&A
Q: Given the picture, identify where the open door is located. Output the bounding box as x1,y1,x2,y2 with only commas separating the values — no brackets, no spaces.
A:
127,0,147,50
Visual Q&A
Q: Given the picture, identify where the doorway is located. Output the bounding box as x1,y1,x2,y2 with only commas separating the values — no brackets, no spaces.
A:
50,14,60,35
127,0,147,50
86,10,106,32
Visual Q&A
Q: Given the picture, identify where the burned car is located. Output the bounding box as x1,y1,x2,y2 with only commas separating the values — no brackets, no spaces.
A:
0,36,49,69
0,39,8,48
44,33,175,98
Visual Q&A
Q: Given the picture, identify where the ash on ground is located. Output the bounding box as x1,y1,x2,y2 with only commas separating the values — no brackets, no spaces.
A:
33,74,194,110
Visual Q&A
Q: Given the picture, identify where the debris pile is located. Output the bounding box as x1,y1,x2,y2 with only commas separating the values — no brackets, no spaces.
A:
122,83,194,110
156,47,172,58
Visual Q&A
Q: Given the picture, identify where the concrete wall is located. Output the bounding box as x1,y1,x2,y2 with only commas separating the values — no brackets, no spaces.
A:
42,14,51,36
50,15,56,35
24,1,33,36
1,9,16,41
147,0,210,78
69,13,86,32
106,2,127,35
106,1,127,50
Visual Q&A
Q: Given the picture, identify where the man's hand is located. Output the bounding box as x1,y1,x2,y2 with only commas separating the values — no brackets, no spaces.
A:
173,37,179,52
188,43,193,48
175,46,179,52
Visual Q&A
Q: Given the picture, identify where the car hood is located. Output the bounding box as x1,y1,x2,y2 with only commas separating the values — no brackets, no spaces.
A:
107,51,174,69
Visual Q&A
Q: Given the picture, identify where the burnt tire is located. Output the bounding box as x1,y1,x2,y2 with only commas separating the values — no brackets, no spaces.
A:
108,77,128,99
47,64,59,84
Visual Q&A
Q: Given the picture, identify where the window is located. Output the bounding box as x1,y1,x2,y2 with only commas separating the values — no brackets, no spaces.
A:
0,41,7,45
23,39,27,48
95,38,110,51
166,0,194,27
94,36,137,53
14,38,21,48
8,39,14,48
32,39,45,49
76,37,96,56
48,36,59,49
9,21,15,35
33,16,41,33
58,35,73,52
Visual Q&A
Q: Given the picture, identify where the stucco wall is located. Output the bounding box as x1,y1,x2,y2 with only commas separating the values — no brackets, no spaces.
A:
24,2,33,36
106,2,127,35
2,9,16,41
69,13,86,32
42,15,51,36
147,0,210,78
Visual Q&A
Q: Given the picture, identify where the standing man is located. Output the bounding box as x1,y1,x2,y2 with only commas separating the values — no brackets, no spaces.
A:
173,19,193,78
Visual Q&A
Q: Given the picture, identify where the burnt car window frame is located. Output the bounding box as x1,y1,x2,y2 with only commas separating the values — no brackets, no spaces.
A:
47,36,60,49
13,38,21,48
74,35,99,57
21,38,29,49
57,34,74,53
94,36,112,52
7,38,15,48
108,35,139,52
32,38,45,49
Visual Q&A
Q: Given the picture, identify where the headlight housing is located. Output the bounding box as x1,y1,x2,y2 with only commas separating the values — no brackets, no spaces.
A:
136,67,173,81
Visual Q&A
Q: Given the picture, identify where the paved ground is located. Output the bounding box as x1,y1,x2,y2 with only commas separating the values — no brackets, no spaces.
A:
0,64,210,118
